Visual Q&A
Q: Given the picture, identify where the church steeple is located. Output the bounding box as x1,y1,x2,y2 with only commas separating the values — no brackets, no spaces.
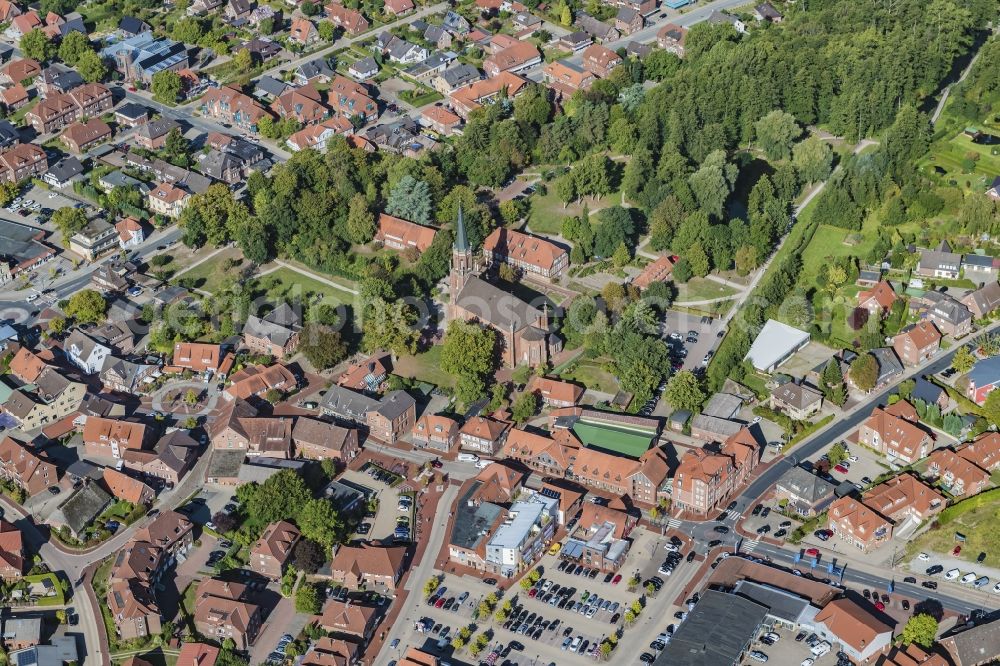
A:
454,203,469,253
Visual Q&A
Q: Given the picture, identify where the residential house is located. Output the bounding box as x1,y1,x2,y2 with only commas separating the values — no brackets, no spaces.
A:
0,143,46,184
48,481,113,538
194,579,261,651
385,0,414,15
315,599,380,640
563,501,635,571
122,429,198,487
116,217,144,249
5,12,40,41
0,1,20,24
484,41,541,77
209,400,292,458
542,60,595,98
42,155,83,189
753,2,783,21
337,355,388,392
295,58,336,85
147,181,191,219
250,520,300,579
558,31,592,52
2,368,85,431
670,428,760,514
289,18,318,46
615,7,643,34
527,376,584,408
862,474,945,526
892,321,941,366
225,0,255,20
443,9,470,33
941,615,1000,666
0,437,58,497
176,644,220,666
432,63,481,94
325,3,369,35
449,72,528,118
224,363,298,402
0,84,27,111
100,358,158,394
172,342,221,374
0,58,40,86
37,65,83,97
581,44,621,77
569,446,670,506
349,56,378,80
956,432,1000,472
482,227,568,281
83,416,146,459
369,214,440,253
419,105,462,135
769,382,823,420
292,417,359,462
328,75,378,123
64,330,112,374
963,253,997,284
108,578,162,641
967,355,1000,404
813,598,894,663
243,305,300,359
576,13,619,41
707,10,747,33
199,85,270,131
411,414,459,452
917,247,962,279
134,118,180,150
69,217,119,262
774,466,836,517
118,16,151,38
857,281,897,317
857,401,932,465
919,291,973,337
301,638,360,666
827,496,892,551
25,83,113,134
459,416,510,456
273,84,328,126
60,118,111,154
962,281,1000,319
0,519,24,580
925,447,990,497
103,468,155,506
330,543,407,590
366,390,416,444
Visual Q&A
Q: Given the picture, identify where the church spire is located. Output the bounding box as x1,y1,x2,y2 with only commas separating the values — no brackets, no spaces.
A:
455,203,468,252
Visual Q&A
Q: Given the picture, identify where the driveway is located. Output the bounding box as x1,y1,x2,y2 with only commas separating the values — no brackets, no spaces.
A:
249,593,313,664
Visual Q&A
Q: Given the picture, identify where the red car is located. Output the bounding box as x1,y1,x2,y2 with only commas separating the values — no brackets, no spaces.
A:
834,464,849,474
874,601,885,611
953,545,962,555
431,459,443,469
612,574,622,585
804,548,820,557
435,597,446,608
528,588,538,597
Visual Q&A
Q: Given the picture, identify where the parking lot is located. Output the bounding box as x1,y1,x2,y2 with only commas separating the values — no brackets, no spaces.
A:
737,624,843,666
662,312,720,374
340,466,412,542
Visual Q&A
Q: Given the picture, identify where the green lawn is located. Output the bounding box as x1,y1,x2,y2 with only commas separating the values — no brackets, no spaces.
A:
907,491,1000,564
526,187,623,235
571,421,653,458
919,130,1000,192
250,267,354,308
675,277,739,302
394,345,456,390
798,224,879,290
174,246,246,293
558,358,620,395
23,573,64,606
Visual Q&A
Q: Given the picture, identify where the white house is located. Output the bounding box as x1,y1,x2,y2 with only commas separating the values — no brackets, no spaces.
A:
64,330,111,374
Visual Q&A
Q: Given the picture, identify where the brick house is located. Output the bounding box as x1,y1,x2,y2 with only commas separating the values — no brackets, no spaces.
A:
366,390,416,444
250,520,301,580
411,414,459,452
581,44,621,78
527,376,584,408
25,83,112,133
827,496,892,551
171,342,221,374
325,3,369,34
482,227,568,281
59,118,112,153
924,448,991,497
671,428,759,514
292,417,359,463
199,85,271,132
0,437,58,498
0,143,47,183
892,321,941,366
83,416,147,460
330,543,407,591
857,281,897,317
857,401,933,465
194,579,261,651
459,416,510,455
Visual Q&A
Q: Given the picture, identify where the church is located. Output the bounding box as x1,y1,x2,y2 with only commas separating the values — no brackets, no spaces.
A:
447,209,559,368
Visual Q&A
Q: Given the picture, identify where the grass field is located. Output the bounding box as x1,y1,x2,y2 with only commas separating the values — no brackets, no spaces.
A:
558,358,620,395
174,246,246,293
919,130,1000,193
798,223,879,290
394,345,456,389
526,187,623,235
572,421,654,458
251,267,354,307
908,490,1000,564
675,277,739,302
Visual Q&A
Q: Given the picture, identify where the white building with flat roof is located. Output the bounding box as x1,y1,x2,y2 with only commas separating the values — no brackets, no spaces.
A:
745,319,810,373
486,496,557,576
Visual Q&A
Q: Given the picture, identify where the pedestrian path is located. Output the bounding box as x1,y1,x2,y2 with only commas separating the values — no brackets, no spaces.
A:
667,518,683,529
742,538,760,553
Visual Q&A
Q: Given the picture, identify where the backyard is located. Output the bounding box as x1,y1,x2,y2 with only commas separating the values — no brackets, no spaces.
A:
394,345,456,390
675,277,739,303
557,358,620,396
250,266,356,309
526,186,624,235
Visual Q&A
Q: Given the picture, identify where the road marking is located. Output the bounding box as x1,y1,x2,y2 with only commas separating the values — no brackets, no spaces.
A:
667,519,682,529
742,539,760,553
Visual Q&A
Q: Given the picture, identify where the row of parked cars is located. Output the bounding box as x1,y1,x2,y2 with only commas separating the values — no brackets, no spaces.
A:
555,558,622,583
526,579,623,623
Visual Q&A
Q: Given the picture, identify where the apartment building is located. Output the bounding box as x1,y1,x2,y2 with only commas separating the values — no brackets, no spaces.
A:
82,417,146,459
482,227,569,281
827,496,892,551
250,520,300,580
25,83,112,133
671,428,759,515
857,401,933,465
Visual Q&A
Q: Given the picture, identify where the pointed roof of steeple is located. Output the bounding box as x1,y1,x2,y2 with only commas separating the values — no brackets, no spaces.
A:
455,203,468,253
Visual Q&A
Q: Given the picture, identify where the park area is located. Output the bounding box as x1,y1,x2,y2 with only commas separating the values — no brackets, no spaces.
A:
525,185,624,235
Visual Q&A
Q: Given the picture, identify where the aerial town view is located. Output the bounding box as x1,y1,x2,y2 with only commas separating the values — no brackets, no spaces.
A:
0,0,998,663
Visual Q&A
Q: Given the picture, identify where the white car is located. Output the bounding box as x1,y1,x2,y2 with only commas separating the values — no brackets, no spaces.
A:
811,641,831,657
962,572,978,584
801,659,815,666
25,293,38,302
664,543,679,553
752,416,762,424
764,632,779,643
748,651,768,662
917,552,930,561
945,568,961,580
992,581,1000,593
849,455,859,462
